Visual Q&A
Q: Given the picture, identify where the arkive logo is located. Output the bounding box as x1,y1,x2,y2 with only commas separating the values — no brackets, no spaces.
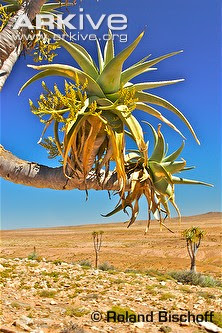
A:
13,8,128,31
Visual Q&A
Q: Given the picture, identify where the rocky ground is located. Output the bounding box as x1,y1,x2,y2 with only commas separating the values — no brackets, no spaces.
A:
0,257,221,333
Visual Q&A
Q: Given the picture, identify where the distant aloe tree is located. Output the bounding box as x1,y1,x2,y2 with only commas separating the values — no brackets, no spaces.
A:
92,231,104,269
182,226,204,272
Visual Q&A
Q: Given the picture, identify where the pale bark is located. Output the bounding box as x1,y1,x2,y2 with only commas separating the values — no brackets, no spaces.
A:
0,0,47,90
0,145,123,191
190,256,196,272
187,240,198,272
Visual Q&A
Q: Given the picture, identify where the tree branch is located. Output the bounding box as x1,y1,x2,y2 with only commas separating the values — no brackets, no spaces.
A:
0,145,123,191
186,241,193,260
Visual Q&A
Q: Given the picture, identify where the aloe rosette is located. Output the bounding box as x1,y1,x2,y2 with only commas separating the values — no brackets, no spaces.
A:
106,123,211,230
19,30,211,228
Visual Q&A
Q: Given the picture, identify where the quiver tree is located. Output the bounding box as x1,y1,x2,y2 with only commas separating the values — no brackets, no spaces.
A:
0,22,212,230
182,226,204,272
92,231,103,269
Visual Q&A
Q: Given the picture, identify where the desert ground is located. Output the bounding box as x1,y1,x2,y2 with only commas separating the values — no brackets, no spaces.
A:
1,212,221,275
0,212,221,333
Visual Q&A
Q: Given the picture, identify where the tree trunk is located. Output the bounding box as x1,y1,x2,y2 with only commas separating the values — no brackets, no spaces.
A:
190,255,196,272
95,251,98,270
0,0,47,90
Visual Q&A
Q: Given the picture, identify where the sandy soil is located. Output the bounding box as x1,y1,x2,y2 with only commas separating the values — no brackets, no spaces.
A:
1,212,221,276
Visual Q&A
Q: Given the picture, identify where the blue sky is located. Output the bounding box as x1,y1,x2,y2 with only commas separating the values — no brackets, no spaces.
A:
1,0,221,229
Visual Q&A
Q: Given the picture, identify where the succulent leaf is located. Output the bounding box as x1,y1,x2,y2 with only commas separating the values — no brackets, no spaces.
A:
162,160,186,174
136,102,185,138
149,161,173,185
149,125,165,162
19,65,105,97
135,91,200,144
96,31,144,93
101,203,124,217
121,67,157,86
41,29,99,79
115,111,147,159
96,39,104,74
103,30,115,67
163,141,185,162
121,50,182,85
41,2,74,11
172,176,213,187
132,79,184,91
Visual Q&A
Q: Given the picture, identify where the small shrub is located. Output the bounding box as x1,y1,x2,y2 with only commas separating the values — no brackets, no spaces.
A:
71,281,81,288
41,271,59,279
62,272,70,279
170,304,178,311
35,256,43,262
160,326,172,333
146,270,174,281
25,305,31,311
153,283,167,289
198,291,216,299
26,262,38,267
168,270,221,287
146,269,162,277
81,293,99,301
147,289,157,296
61,322,86,333
53,259,63,265
78,260,92,268
107,270,118,275
27,312,34,318
212,312,222,328
1,263,11,267
160,293,175,301
0,269,13,279
28,253,42,261
107,305,136,322
146,285,156,291
65,306,89,317
68,288,82,299
46,281,52,288
38,290,56,298
98,262,115,271
133,279,142,284
11,302,21,309
19,284,31,290
114,278,125,284
178,286,193,294
28,253,37,260
156,275,174,282
125,269,141,274
34,282,41,289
